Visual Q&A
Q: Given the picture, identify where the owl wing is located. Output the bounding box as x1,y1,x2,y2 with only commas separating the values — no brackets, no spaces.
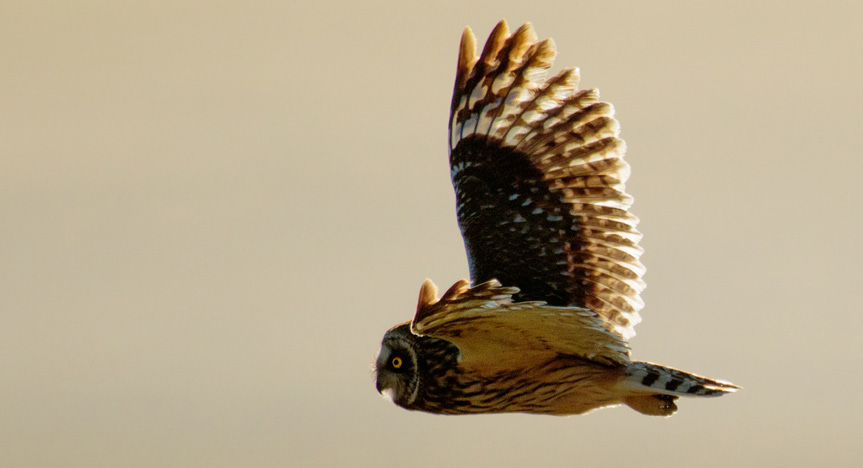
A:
411,279,630,371
449,20,644,340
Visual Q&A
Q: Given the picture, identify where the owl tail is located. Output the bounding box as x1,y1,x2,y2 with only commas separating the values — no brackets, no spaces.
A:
618,361,739,416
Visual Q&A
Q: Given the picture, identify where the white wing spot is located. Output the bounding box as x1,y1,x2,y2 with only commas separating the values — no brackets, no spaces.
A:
451,162,465,178
531,208,544,215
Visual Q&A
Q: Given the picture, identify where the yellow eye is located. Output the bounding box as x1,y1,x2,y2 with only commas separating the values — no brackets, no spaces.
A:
391,356,403,369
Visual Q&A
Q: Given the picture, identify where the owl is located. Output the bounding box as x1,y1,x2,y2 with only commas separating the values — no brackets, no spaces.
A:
375,20,738,416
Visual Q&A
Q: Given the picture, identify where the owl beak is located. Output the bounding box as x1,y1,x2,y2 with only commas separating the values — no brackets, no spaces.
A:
375,371,396,398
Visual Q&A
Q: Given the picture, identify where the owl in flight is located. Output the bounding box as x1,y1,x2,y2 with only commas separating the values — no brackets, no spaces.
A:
375,20,738,416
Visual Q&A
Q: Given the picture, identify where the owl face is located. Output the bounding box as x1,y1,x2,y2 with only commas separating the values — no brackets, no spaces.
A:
375,324,421,408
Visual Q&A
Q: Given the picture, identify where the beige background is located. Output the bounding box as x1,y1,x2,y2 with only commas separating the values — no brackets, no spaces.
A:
3,1,862,467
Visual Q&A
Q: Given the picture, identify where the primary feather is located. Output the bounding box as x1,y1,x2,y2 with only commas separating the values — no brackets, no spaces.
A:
449,20,643,340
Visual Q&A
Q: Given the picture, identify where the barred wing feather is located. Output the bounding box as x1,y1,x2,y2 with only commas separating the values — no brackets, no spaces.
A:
449,20,644,340
411,279,631,371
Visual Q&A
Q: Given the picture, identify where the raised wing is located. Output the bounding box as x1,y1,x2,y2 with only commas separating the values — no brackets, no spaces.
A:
411,279,630,372
449,20,644,339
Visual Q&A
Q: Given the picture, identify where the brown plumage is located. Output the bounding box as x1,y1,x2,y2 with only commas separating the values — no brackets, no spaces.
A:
375,20,738,416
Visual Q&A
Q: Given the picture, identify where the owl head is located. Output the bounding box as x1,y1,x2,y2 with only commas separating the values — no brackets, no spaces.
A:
375,281,467,411
375,322,422,408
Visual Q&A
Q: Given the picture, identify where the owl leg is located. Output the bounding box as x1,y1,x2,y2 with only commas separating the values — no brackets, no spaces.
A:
623,394,678,416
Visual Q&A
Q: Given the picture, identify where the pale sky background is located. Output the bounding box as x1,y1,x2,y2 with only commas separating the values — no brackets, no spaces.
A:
2,1,862,467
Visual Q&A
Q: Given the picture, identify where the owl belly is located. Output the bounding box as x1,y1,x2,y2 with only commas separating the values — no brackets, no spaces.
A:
423,355,626,416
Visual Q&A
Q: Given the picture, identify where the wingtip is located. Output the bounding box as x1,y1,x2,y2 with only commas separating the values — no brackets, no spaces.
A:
413,279,440,331
511,21,537,47
494,18,509,33
471,19,510,76
418,279,439,309
458,26,476,64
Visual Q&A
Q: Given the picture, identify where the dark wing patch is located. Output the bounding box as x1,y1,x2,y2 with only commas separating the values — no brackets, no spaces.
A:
448,20,644,340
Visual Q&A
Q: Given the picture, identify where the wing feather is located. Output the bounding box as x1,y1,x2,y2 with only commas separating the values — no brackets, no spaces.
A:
411,279,631,372
448,20,644,340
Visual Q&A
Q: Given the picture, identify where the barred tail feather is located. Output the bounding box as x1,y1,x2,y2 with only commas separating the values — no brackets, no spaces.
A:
622,361,739,397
